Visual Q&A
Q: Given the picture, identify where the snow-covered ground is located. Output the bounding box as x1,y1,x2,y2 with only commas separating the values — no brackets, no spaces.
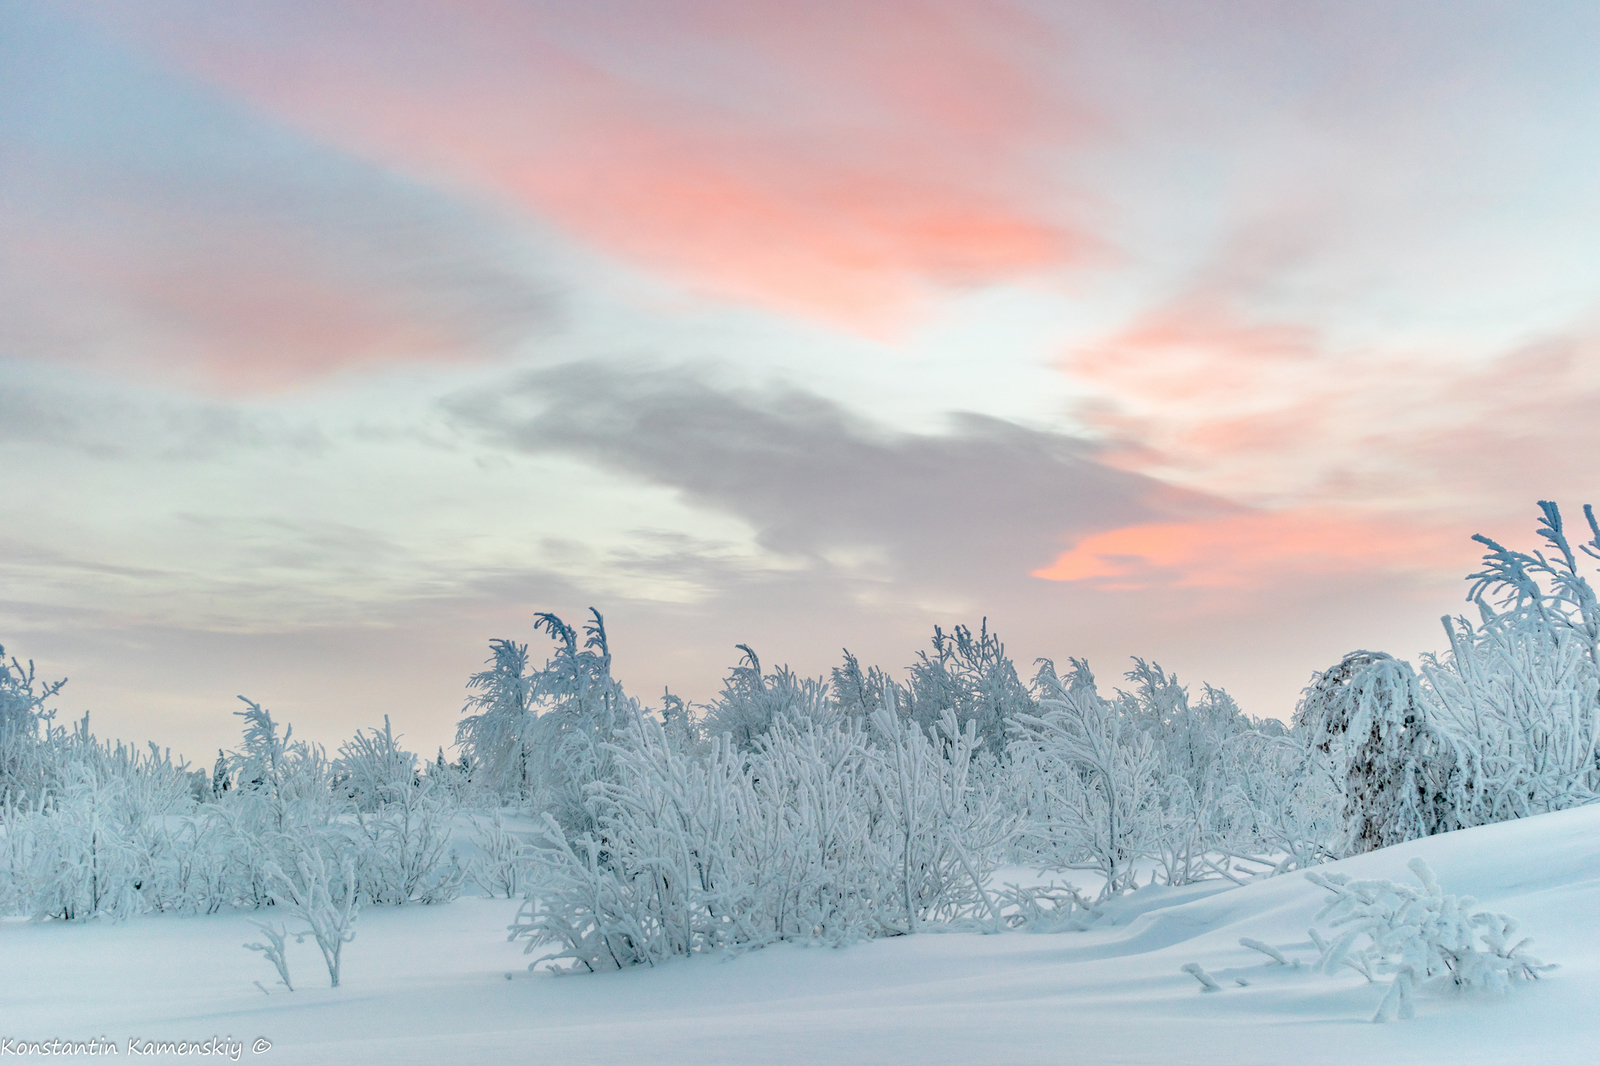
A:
5,805,1598,1065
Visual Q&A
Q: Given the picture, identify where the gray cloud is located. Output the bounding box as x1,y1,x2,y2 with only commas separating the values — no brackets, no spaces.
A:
0,374,331,460
0,383,112,455
446,361,1234,591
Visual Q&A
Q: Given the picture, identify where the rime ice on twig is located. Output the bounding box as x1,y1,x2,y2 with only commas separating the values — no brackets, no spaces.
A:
1181,963,1222,992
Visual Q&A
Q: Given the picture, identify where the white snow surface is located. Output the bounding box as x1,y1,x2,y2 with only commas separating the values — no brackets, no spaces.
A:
5,805,1599,1065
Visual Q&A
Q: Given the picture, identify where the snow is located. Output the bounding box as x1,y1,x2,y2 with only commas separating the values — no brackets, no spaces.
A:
5,804,1598,1065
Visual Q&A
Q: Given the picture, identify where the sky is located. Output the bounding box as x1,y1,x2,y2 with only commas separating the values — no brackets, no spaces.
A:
4,0,1599,762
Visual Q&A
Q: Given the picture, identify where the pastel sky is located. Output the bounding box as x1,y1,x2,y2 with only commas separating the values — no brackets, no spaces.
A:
5,1,1599,761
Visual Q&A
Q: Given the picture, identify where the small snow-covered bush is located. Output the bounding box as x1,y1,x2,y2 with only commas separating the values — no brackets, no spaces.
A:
1307,857,1552,1021
992,881,1100,932
1212,730,1341,876
244,919,295,992
264,836,360,988
0,645,66,806
1008,656,1285,897
902,621,1033,757
0,771,145,921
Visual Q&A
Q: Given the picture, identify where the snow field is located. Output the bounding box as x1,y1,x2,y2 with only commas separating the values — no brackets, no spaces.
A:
5,803,1597,1065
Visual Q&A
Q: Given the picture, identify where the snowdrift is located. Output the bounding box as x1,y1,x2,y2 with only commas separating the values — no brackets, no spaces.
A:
4,803,1597,1065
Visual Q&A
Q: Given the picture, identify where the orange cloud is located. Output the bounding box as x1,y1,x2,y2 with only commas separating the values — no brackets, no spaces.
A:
1034,510,1464,590
85,0,1100,331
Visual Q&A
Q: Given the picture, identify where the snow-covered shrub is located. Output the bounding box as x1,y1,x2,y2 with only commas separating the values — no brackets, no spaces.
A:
1307,857,1552,1021
1119,662,1261,884
901,622,1034,757
1212,730,1341,876
512,712,886,971
1009,660,1162,899
0,700,200,922
337,717,463,906
1467,501,1600,667
1416,504,1600,823
423,747,483,805
992,881,1100,932
831,650,891,719
226,699,341,836
465,812,529,898
263,836,360,988
457,612,636,835
1424,612,1600,820
512,685,1015,972
0,646,66,805
0,769,146,920
864,699,1014,930
349,799,462,906
1007,656,1293,894
140,807,243,915
335,715,419,812
700,645,835,750
244,919,295,992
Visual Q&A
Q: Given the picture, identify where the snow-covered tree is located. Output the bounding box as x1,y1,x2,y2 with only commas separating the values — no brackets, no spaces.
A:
0,645,66,805
1295,651,1464,853
456,639,537,801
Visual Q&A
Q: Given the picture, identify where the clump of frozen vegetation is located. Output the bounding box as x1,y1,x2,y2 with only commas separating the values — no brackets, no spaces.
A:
1304,858,1552,1021
456,613,632,839
1207,859,1553,1022
0,501,1593,1009
1299,502,1600,854
508,695,1014,971
0,661,463,954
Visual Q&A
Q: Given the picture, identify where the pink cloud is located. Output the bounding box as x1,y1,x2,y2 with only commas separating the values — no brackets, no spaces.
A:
1049,214,1600,594
82,0,1102,330
1060,189,1600,519
3,182,505,393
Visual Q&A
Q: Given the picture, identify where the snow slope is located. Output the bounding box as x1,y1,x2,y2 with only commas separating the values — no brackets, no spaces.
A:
4,805,1598,1065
